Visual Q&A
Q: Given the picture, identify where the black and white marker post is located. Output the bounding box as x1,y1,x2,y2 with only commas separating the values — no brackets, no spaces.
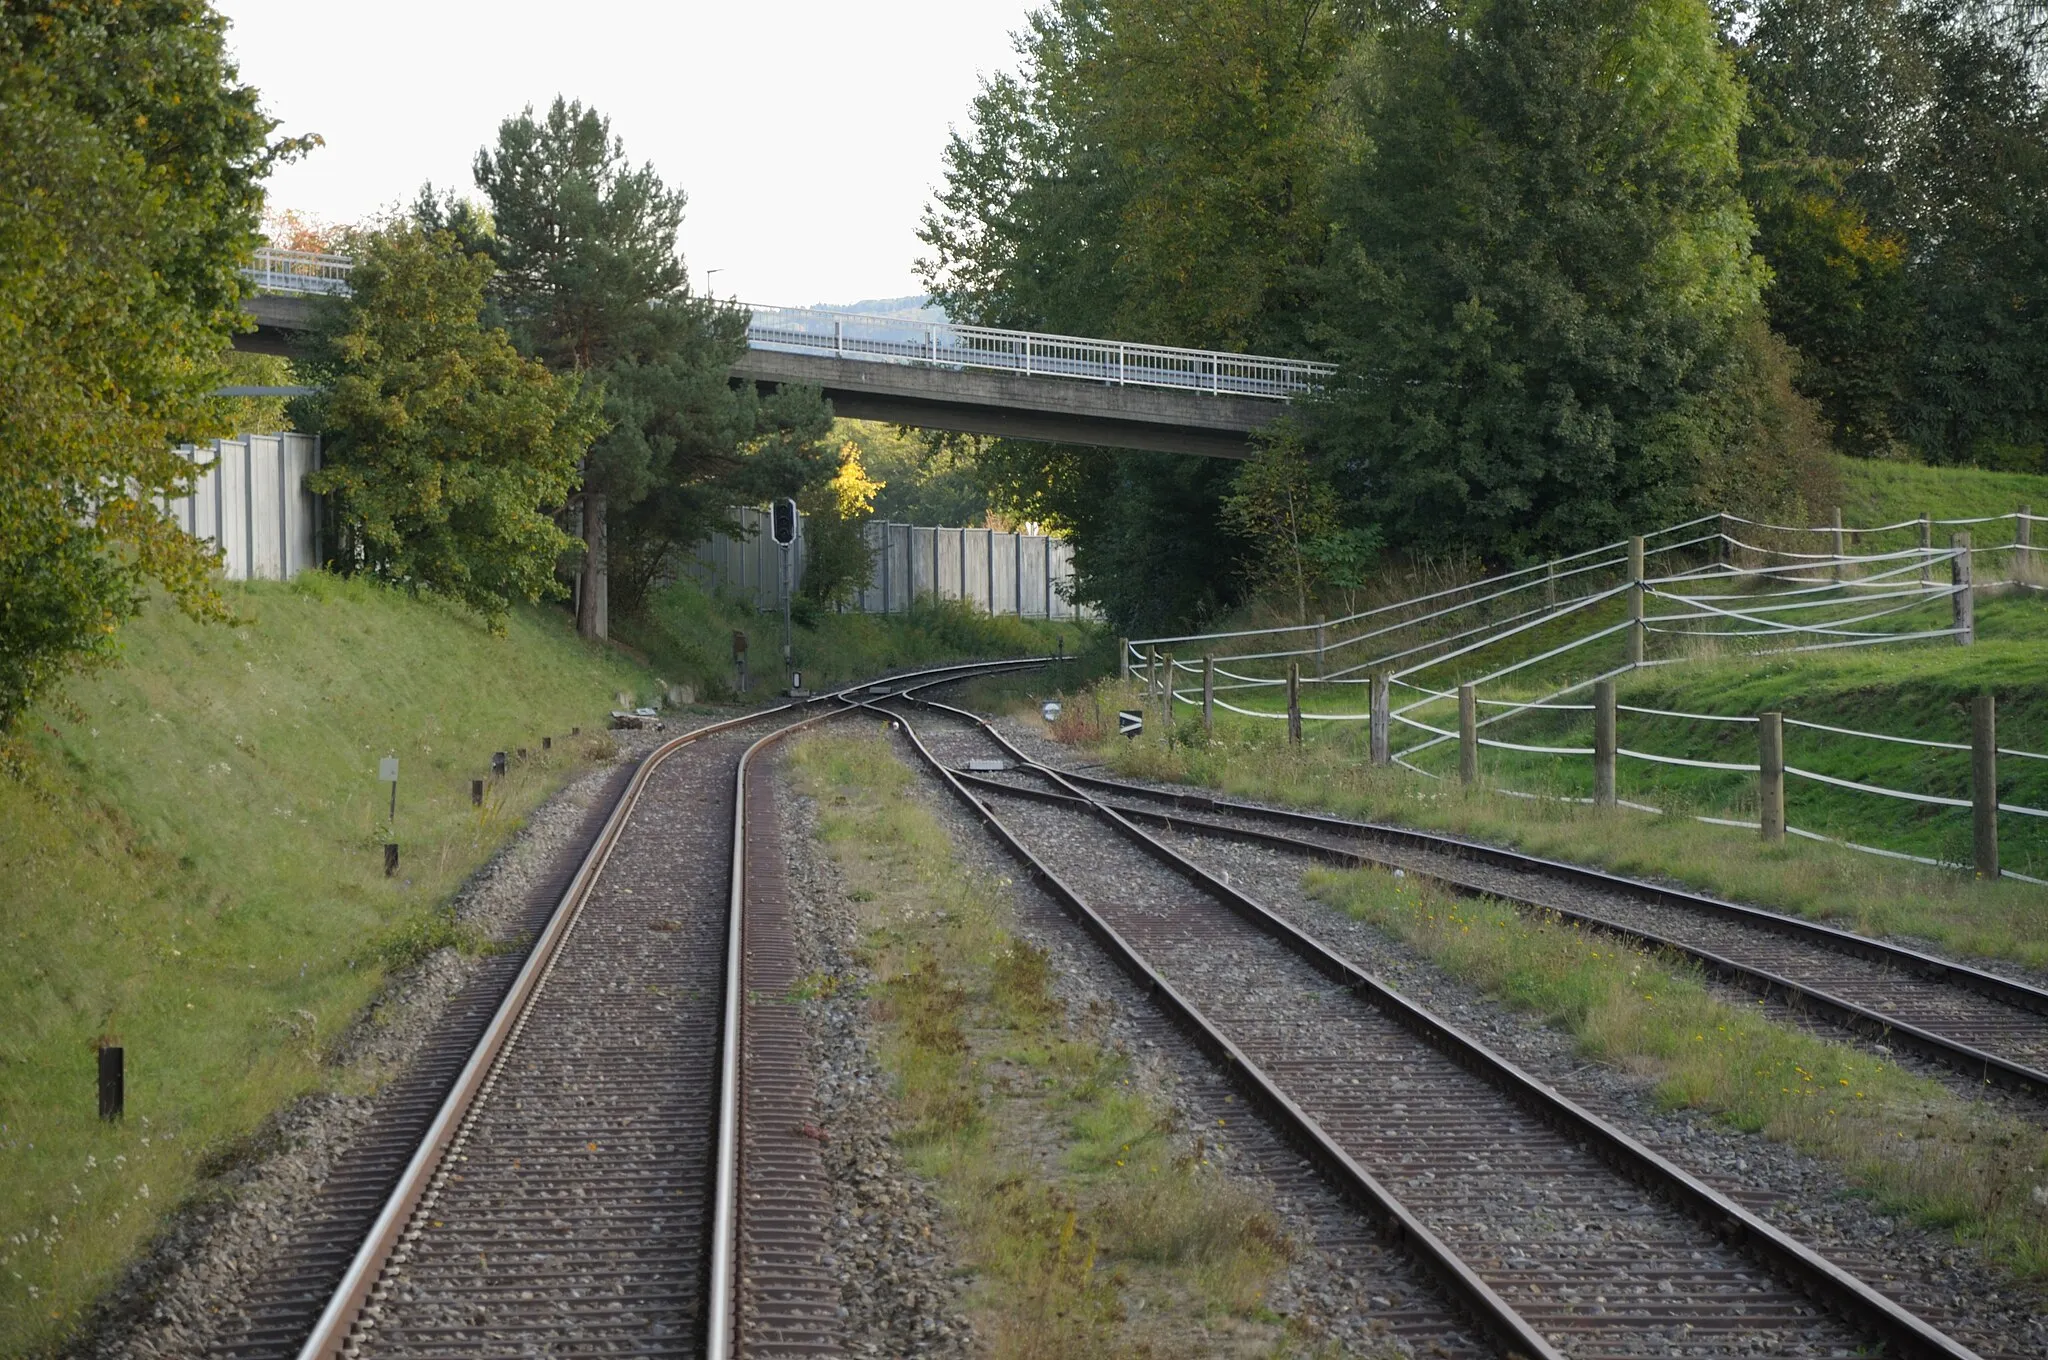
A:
379,755,399,876
1118,709,1143,739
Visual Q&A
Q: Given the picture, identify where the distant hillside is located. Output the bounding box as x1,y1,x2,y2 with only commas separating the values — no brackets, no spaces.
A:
811,294,948,323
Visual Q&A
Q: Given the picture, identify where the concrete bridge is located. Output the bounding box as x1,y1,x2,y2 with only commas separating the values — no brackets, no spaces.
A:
238,249,1330,459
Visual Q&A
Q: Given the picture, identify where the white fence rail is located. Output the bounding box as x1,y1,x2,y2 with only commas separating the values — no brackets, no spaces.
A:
691,506,1093,621
166,432,322,581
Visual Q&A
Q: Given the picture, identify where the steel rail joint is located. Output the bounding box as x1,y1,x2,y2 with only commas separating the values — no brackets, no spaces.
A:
917,700,1980,1360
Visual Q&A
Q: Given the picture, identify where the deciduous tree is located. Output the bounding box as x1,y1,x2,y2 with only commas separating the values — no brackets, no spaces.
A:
0,0,308,730
296,223,603,626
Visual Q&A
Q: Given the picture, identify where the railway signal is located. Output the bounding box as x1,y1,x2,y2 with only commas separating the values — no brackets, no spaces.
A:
770,497,798,546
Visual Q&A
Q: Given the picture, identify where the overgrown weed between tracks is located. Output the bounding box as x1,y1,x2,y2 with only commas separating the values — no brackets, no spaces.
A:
788,729,1331,1359
1306,865,2048,1278
1069,670,2048,971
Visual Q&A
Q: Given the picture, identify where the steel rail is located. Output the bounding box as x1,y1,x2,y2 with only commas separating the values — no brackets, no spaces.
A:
292,655,1047,1360
705,654,1047,1355
871,702,1561,1360
901,697,1981,1360
949,769,2048,1100
1014,759,2048,1023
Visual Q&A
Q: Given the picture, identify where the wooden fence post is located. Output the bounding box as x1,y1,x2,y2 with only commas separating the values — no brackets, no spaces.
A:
1202,655,1215,734
1458,683,1478,785
1831,505,1846,581
1161,652,1175,733
2017,505,2033,584
1593,678,1617,807
1546,561,1558,608
1118,637,1130,681
1370,672,1391,767
1973,694,2000,880
1148,646,1161,697
1759,711,1785,843
1316,618,1328,677
1953,533,1974,645
1920,513,1933,585
1627,535,1646,666
1286,663,1302,747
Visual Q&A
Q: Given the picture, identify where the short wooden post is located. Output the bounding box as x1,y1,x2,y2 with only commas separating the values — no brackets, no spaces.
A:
1160,651,1175,732
384,842,400,877
1953,533,1974,645
1973,694,2000,880
1286,663,1302,746
98,1046,124,1122
1919,512,1933,585
1118,637,1130,681
492,751,507,777
471,778,484,807
1831,505,1845,581
542,735,552,751
1202,655,1215,734
1370,672,1391,767
1316,618,1327,677
1627,535,1646,666
1458,683,1478,785
1759,712,1785,843
1593,678,1617,807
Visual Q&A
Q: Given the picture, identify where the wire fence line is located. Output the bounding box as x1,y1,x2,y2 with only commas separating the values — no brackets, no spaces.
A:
1120,504,2043,883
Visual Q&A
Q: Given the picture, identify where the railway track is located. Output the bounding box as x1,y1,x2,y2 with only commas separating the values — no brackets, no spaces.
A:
204,659,1043,1360
882,696,2000,1360
929,704,2048,1103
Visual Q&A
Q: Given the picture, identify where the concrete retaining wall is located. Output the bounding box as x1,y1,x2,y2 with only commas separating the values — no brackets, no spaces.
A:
692,507,1091,619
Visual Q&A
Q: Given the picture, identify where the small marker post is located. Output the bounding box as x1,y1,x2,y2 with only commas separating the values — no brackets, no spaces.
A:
98,1046,123,1122
471,779,484,807
384,843,399,877
493,751,507,777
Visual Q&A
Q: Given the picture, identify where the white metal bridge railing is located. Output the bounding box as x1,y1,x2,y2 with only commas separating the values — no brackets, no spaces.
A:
244,246,354,296
237,248,1334,400
740,303,1335,400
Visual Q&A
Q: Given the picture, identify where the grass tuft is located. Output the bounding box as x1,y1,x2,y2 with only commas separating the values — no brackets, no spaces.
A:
1306,864,2048,1277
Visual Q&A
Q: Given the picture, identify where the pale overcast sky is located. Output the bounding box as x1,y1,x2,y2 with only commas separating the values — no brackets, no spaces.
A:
214,1,1035,306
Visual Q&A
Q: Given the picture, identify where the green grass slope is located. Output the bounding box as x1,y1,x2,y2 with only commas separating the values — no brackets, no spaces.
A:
1834,454,2048,527
0,574,653,1354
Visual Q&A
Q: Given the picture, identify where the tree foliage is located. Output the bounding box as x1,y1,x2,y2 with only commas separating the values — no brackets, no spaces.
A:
464,99,838,630
1309,0,1807,559
1739,0,2048,466
0,0,306,730
297,223,603,625
919,0,1369,629
797,440,883,609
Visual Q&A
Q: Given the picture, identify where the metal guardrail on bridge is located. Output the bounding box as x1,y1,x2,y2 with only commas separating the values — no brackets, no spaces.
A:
240,248,1334,400
245,246,354,296
741,303,1333,400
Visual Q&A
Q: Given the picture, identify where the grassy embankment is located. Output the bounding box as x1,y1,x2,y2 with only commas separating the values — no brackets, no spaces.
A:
0,573,657,1354
618,577,1091,701
1306,866,2048,1278
788,730,1329,1360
